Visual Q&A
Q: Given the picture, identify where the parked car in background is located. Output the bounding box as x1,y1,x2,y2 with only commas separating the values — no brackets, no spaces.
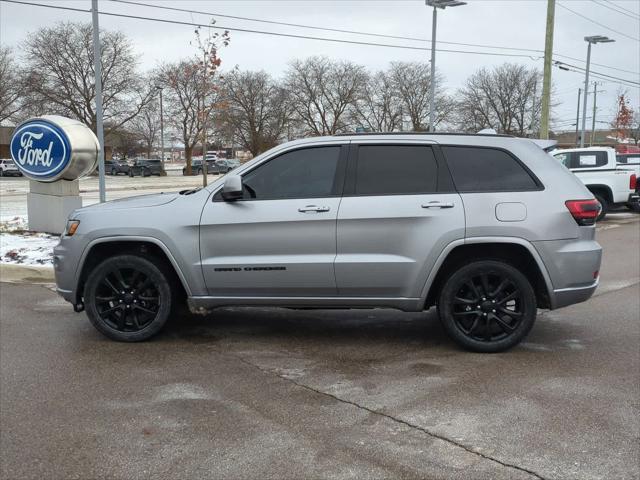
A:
182,155,234,175
128,158,164,177
105,159,130,176
0,158,22,177
552,147,638,219
55,133,602,352
214,159,241,173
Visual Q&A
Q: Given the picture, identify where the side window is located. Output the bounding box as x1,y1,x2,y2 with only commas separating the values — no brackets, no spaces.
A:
355,145,438,195
575,151,607,168
553,152,572,168
442,146,539,192
242,146,341,200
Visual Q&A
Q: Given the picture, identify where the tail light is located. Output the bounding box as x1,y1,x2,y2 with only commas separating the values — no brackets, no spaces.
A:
565,199,600,226
630,174,637,191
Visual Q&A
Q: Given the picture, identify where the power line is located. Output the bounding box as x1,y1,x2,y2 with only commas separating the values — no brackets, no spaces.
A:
3,0,637,77
591,0,640,20
554,60,640,86
604,0,640,19
557,2,640,42
1,0,546,59
108,0,546,54
110,0,639,76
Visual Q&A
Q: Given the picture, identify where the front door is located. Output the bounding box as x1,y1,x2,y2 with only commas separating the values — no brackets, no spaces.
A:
200,144,348,297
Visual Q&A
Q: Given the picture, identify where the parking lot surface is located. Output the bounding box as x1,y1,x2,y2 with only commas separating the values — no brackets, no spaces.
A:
1,214,639,479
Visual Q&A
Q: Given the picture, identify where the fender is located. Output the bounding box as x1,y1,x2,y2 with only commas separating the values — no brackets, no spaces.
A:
73,235,193,297
418,236,555,307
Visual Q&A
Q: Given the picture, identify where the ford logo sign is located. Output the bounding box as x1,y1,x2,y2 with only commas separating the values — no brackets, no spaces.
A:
10,116,99,183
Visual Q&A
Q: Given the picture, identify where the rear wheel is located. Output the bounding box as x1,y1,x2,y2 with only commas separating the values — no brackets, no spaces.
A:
84,255,173,342
438,260,537,353
594,194,607,221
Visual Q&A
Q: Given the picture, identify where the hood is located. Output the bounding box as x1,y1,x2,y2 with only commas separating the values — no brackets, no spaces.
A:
75,192,179,213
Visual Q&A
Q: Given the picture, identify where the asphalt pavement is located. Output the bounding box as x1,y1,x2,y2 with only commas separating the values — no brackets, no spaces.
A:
1,215,639,479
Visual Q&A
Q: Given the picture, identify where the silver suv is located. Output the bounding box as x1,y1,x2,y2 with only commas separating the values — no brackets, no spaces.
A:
54,133,602,352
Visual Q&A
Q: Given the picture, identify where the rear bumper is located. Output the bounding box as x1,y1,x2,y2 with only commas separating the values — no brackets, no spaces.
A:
551,278,599,309
627,192,640,205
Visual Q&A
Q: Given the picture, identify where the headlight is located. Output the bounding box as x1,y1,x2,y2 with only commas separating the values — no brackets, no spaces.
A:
64,220,80,236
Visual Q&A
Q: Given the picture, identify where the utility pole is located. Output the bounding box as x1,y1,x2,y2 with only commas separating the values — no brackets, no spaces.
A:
156,86,165,172
429,5,437,132
575,87,582,146
540,0,555,139
91,0,106,202
590,81,598,146
201,50,208,188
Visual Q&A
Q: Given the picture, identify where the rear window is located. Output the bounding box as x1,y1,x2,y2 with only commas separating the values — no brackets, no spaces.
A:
575,151,607,168
355,145,438,195
442,146,539,192
618,155,640,164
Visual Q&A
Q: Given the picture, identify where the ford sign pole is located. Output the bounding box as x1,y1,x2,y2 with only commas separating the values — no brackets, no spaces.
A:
92,0,106,203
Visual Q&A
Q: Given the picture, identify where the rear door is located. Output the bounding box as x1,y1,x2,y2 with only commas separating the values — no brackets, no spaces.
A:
335,142,465,298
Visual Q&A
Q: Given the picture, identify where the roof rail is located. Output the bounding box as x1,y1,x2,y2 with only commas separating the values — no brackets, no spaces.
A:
333,131,514,138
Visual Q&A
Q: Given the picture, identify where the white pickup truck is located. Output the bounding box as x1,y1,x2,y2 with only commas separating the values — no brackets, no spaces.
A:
552,147,639,220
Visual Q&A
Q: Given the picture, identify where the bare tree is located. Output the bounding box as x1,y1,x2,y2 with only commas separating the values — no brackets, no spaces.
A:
351,71,403,132
22,22,153,134
286,56,367,135
130,96,160,158
456,63,543,136
219,70,289,156
107,127,142,160
0,47,23,124
629,111,640,146
156,60,219,174
388,61,452,131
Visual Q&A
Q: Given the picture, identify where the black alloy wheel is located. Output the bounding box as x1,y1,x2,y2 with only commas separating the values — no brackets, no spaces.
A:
438,260,536,352
84,255,173,341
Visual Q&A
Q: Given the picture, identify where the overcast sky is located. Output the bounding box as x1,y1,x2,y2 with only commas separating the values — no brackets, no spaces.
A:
1,0,638,131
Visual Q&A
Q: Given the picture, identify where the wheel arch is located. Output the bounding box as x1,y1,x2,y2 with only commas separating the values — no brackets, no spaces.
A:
421,238,554,310
75,237,191,304
585,184,613,203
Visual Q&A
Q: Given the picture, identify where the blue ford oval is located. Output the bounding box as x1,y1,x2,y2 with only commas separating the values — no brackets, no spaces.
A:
10,119,72,180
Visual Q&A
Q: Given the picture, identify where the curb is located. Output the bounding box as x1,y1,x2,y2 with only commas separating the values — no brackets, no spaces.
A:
0,263,55,284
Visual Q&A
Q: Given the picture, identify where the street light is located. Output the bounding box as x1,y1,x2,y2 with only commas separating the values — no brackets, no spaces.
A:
580,35,614,147
426,0,466,132
154,85,165,171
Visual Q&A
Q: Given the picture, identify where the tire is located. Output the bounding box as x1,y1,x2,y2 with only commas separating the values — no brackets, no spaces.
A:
437,260,537,353
110,168,117,176
196,168,202,175
143,168,151,177
84,254,174,342
594,194,607,221
129,170,134,177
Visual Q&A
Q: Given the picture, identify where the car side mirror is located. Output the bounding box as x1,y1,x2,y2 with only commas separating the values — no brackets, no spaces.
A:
221,176,243,201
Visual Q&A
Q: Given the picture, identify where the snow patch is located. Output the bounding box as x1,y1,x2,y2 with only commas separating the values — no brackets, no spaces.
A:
0,216,58,266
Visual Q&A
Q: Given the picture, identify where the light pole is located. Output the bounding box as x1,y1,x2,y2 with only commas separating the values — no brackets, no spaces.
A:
91,0,106,202
426,0,466,132
580,35,614,147
154,86,165,172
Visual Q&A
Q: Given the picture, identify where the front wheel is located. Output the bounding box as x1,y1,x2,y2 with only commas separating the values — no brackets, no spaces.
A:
437,260,537,353
84,255,173,341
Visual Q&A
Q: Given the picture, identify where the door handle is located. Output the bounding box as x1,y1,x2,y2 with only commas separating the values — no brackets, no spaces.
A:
422,201,455,209
298,205,330,213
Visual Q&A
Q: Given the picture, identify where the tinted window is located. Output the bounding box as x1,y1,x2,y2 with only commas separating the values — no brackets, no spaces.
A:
553,152,572,168
355,145,437,195
443,146,538,192
618,155,640,164
574,151,607,168
242,146,341,200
